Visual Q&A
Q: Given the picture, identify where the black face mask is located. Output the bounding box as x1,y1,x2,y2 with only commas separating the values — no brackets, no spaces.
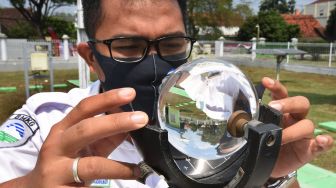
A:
89,43,186,121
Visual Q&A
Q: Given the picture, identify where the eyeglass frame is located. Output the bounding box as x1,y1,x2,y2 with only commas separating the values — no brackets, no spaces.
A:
88,35,197,63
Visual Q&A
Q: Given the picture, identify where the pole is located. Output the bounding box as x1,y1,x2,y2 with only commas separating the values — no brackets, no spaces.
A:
286,42,290,64
276,55,285,81
215,39,224,57
251,38,257,61
77,0,90,88
329,42,333,67
256,24,260,42
62,34,70,61
23,43,30,98
0,33,7,61
48,43,54,92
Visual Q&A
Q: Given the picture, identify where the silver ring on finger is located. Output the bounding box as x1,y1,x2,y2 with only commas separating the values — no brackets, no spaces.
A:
72,157,83,183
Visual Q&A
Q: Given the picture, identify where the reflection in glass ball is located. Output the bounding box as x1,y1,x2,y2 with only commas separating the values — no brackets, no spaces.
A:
158,58,259,161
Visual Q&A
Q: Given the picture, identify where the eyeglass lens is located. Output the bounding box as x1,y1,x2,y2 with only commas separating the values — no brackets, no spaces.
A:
110,37,192,62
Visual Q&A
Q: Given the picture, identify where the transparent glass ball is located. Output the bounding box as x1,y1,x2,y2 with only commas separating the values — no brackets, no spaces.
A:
158,58,259,161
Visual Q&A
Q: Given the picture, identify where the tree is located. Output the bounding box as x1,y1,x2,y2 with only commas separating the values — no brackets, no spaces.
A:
288,0,296,14
236,16,258,41
8,0,76,38
315,5,336,42
234,3,254,20
5,17,76,39
186,0,241,39
46,16,76,39
260,0,296,14
325,5,336,42
6,22,37,39
237,11,300,42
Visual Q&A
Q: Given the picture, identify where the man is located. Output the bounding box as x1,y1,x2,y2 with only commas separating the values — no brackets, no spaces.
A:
0,0,333,187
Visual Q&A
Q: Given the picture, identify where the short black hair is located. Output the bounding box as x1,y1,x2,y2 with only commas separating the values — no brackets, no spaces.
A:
82,0,186,39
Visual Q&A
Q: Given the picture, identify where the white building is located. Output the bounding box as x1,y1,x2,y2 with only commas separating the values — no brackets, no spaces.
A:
303,0,336,27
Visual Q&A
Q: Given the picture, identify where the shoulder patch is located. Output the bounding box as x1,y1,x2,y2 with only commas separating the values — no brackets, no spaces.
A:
0,114,39,148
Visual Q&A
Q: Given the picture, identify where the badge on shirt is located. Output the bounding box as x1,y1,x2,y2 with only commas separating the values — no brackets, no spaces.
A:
0,114,39,148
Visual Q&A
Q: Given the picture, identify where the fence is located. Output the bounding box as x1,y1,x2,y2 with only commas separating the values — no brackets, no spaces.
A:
0,36,335,69
192,40,336,68
0,37,78,62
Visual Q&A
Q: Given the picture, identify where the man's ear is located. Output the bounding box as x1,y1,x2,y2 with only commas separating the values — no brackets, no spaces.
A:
77,42,95,72
77,42,106,82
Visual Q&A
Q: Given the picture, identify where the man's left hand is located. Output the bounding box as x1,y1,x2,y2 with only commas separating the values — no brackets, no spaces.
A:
262,77,334,178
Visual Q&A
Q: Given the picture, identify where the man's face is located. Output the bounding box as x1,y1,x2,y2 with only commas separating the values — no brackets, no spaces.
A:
92,0,186,72
78,0,187,118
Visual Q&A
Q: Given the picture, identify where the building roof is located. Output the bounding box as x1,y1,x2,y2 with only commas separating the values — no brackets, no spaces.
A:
309,0,336,5
0,8,28,32
282,14,324,38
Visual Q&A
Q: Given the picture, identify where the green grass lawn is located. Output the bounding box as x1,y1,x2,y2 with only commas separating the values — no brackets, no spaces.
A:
0,67,335,172
241,66,336,173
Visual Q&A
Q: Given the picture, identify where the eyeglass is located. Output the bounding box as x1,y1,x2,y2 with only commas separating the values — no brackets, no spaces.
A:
89,36,196,63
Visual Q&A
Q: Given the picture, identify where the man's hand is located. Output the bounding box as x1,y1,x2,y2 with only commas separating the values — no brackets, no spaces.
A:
262,77,334,178
2,88,147,188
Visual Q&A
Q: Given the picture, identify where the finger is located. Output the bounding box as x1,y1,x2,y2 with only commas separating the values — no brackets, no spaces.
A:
268,96,310,120
310,135,334,155
282,119,314,145
262,77,288,100
76,157,141,182
59,88,136,130
61,111,148,155
89,133,128,157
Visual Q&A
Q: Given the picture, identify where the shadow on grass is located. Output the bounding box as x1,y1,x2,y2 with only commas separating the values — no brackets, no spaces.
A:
289,91,336,105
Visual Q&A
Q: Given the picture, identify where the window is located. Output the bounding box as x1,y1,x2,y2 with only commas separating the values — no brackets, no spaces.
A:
319,8,324,16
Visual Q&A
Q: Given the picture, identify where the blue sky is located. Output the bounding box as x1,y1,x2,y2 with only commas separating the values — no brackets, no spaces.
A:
0,0,316,14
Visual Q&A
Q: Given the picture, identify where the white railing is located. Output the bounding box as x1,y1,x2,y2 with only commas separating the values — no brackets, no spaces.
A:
191,40,335,68
0,36,78,61
0,35,335,68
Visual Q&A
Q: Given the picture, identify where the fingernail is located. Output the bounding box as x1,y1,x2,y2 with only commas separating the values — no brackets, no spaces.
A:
118,88,133,97
131,112,147,124
269,102,282,111
266,77,275,86
318,136,328,145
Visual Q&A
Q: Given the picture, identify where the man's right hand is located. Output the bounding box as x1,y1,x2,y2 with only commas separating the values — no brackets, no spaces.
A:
0,88,147,188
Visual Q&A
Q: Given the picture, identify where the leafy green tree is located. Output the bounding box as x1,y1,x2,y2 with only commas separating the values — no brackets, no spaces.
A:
236,16,258,41
45,16,76,39
260,0,296,14
186,0,241,39
238,11,300,42
6,21,37,39
8,0,76,38
234,3,254,20
5,16,76,39
325,5,336,42
288,0,296,14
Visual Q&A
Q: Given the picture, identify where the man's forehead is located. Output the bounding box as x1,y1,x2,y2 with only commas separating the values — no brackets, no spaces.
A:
101,0,176,9
120,0,165,7
96,0,184,39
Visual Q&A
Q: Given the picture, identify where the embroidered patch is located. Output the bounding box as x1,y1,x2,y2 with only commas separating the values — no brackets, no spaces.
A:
0,114,39,148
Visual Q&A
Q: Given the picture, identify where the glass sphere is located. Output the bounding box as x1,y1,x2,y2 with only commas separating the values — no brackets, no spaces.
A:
157,58,259,161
